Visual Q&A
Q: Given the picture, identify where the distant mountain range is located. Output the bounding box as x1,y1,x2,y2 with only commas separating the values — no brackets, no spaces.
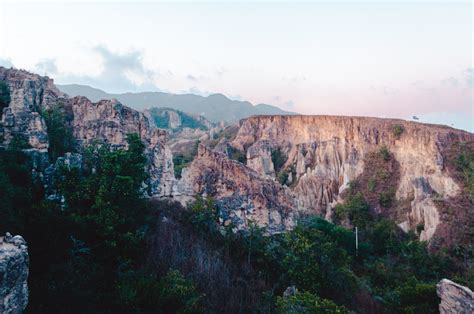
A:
57,84,297,123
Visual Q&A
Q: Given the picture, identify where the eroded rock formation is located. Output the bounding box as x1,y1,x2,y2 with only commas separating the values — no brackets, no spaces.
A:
437,279,474,314
0,67,175,197
0,233,29,314
177,144,297,232
227,115,473,240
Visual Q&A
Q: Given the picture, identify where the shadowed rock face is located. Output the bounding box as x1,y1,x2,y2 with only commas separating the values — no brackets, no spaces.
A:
227,115,473,241
0,67,175,197
0,233,29,314
437,279,474,314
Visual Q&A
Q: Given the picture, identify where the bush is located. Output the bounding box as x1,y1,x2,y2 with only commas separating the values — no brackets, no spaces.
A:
276,290,351,314
278,170,289,185
454,149,474,201
392,124,404,139
0,80,10,118
367,177,376,192
379,190,395,207
229,146,247,164
334,193,372,229
157,269,206,313
173,154,194,178
271,149,286,173
379,145,391,161
41,102,76,162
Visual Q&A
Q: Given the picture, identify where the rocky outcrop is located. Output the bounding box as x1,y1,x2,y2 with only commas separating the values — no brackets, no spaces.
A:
0,233,29,314
0,67,176,197
177,144,297,233
437,279,473,313
230,115,473,240
66,96,176,196
0,68,64,171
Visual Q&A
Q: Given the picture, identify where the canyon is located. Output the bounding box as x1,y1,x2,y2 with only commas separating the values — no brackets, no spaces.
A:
0,68,474,245
179,115,473,246
1,67,473,312
1,66,472,244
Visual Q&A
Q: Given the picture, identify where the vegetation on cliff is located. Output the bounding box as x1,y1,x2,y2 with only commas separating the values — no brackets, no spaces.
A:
0,80,10,118
41,103,76,162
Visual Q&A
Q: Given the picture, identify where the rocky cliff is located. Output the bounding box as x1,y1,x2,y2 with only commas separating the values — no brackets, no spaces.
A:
178,115,472,243
233,116,473,242
0,67,175,197
0,68,64,170
0,233,29,314
177,144,297,233
437,279,473,313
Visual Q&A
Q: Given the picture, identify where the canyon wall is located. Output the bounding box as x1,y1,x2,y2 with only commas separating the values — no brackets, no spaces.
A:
0,67,175,197
175,116,474,240
202,115,472,241
0,233,29,314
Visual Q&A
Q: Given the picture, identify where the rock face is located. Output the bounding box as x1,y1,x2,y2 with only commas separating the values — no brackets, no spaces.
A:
0,233,29,314
437,279,473,314
0,67,176,197
66,96,176,196
0,68,64,171
228,115,473,240
177,144,297,232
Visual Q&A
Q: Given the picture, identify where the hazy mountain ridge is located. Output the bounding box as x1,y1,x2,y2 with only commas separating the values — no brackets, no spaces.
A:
57,84,297,123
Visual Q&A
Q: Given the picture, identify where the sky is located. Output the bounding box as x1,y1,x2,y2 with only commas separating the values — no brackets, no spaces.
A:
0,0,472,131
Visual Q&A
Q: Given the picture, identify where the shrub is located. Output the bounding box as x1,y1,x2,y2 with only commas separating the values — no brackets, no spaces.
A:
392,124,404,139
454,149,474,201
278,170,289,185
367,177,377,192
157,269,206,313
0,80,10,118
8,133,31,150
379,190,395,207
41,102,76,161
229,147,247,164
379,145,391,161
271,149,286,173
334,193,372,229
173,154,194,178
276,290,351,314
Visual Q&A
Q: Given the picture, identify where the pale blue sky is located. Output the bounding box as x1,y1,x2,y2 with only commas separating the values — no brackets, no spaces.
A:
0,1,472,131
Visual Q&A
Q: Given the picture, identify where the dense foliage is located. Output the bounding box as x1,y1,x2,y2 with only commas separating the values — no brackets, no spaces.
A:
228,146,247,164
0,133,206,313
173,190,462,313
271,148,286,173
173,141,199,178
0,80,10,118
391,124,404,139
455,145,474,201
41,103,76,161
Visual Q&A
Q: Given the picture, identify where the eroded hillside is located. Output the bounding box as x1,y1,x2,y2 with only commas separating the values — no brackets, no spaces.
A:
177,115,473,247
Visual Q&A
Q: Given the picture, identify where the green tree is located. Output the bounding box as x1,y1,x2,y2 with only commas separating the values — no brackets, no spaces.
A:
276,290,351,314
272,149,286,172
0,80,10,118
391,124,404,139
41,102,76,161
